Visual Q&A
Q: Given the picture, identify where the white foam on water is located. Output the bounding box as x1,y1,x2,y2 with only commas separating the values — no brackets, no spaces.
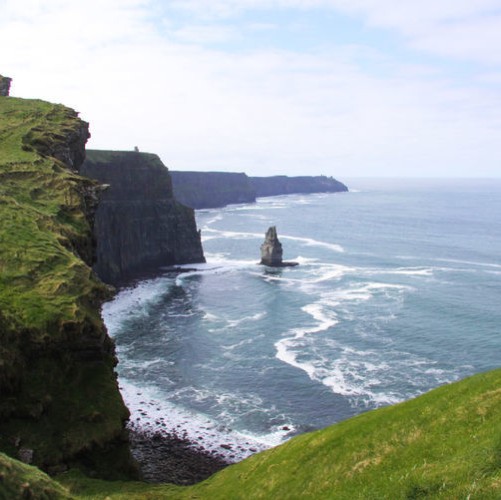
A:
280,234,345,253
120,379,293,462
275,302,339,379
226,312,267,328
200,227,344,254
172,259,259,286
102,277,173,336
274,280,412,405
378,267,435,277
292,255,320,265
203,312,220,322
432,257,501,269
300,264,356,285
203,213,223,225
201,228,264,240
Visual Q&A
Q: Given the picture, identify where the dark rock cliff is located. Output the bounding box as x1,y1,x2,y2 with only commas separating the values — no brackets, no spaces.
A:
170,171,256,209
250,175,348,197
0,75,11,96
81,151,205,286
0,96,134,478
170,172,348,209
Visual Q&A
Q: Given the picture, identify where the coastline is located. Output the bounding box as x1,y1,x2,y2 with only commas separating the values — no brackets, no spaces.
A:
128,424,230,485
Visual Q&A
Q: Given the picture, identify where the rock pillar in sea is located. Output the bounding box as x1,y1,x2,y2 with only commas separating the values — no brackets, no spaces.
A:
0,75,12,96
260,226,284,266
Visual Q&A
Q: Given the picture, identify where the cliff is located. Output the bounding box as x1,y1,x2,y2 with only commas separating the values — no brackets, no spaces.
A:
250,175,348,197
0,96,134,477
170,171,256,209
81,151,205,285
170,172,348,209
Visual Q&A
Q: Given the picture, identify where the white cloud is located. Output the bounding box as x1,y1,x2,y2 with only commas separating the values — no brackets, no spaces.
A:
2,0,501,177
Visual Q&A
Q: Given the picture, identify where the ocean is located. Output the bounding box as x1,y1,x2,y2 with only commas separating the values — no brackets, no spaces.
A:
102,178,501,461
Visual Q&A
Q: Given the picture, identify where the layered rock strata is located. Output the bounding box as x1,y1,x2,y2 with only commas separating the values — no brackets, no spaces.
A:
81,151,205,285
0,96,134,478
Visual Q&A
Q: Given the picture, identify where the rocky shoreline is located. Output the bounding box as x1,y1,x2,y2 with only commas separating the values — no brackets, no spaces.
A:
128,424,230,485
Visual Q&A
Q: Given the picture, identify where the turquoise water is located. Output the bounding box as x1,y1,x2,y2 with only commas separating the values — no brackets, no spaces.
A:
103,178,501,459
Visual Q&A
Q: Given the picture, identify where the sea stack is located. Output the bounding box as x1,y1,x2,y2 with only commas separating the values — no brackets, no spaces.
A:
260,226,298,267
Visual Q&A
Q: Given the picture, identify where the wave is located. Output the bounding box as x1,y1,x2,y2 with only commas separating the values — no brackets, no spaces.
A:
200,227,344,253
119,379,293,462
226,312,267,328
102,276,173,336
280,234,344,253
274,281,411,405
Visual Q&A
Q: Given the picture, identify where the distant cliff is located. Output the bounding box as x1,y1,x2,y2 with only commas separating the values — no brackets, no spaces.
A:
250,175,348,197
81,151,205,285
170,171,255,209
0,96,134,478
170,172,348,209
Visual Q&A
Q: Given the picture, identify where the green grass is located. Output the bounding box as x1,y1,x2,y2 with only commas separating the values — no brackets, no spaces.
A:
0,452,72,499
54,368,501,499
0,96,108,336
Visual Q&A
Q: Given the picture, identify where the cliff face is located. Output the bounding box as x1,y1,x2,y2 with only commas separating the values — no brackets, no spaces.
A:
170,171,256,209
81,151,205,285
0,97,134,477
170,172,348,209
250,175,348,197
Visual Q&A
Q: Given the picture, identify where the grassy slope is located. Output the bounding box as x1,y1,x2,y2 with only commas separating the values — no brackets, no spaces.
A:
0,453,72,499
0,97,103,334
57,368,501,499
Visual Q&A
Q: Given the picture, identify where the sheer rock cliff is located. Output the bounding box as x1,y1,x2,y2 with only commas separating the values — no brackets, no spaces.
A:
250,175,348,197
170,171,348,209
170,171,256,209
81,151,205,285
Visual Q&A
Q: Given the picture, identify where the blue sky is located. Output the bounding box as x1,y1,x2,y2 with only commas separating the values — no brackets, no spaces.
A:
2,0,501,178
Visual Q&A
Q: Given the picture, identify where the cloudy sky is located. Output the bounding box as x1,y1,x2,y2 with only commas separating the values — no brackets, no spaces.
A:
2,0,501,178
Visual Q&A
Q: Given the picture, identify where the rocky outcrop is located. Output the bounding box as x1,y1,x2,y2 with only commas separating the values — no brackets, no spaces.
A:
170,171,256,209
0,97,134,479
260,226,298,267
0,75,12,96
81,151,205,285
251,175,348,197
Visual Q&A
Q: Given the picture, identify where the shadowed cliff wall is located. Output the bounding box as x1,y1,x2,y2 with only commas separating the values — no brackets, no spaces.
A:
170,171,256,209
170,171,348,209
81,151,205,285
250,175,348,197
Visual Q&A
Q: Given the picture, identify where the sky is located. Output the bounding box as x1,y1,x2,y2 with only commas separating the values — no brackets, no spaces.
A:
2,0,501,178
